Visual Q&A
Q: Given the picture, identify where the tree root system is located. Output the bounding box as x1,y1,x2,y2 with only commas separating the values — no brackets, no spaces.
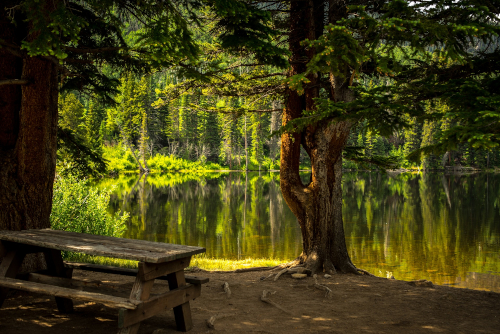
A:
311,274,333,299
260,290,292,315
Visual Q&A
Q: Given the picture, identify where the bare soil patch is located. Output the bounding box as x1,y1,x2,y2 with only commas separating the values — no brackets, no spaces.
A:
1,269,499,333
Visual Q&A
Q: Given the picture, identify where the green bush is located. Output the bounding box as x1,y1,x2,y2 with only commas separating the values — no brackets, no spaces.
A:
103,145,224,173
147,154,223,171
50,174,128,237
103,145,138,173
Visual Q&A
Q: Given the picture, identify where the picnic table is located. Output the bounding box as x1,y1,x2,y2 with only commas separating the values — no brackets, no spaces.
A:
0,229,208,333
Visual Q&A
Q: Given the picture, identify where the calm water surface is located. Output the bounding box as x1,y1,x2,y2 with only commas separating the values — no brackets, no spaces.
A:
99,172,500,292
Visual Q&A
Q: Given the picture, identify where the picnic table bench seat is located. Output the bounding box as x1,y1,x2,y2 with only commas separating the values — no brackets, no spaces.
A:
0,229,208,333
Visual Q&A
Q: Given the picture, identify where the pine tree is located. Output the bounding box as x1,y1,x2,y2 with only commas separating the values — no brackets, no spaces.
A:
59,93,86,139
83,100,102,151
365,130,374,158
420,120,440,169
250,112,264,170
403,118,421,167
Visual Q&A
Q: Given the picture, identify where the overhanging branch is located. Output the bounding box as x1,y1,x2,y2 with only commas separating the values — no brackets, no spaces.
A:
0,79,29,86
64,46,126,54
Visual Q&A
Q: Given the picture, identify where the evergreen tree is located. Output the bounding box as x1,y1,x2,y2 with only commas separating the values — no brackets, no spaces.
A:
403,118,422,167
250,112,265,170
59,93,86,139
420,120,440,169
83,101,102,151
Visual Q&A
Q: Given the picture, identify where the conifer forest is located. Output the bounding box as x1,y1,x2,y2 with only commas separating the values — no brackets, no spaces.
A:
49,1,500,176
59,65,500,175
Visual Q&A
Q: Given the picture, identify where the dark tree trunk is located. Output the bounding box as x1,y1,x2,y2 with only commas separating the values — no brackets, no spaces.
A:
0,2,59,271
280,0,358,274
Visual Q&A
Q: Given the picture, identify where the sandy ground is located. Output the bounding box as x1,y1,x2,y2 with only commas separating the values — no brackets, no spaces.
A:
1,269,499,334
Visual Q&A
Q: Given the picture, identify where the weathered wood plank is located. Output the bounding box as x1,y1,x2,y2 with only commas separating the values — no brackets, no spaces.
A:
0,241,6,258
44,249,74,313
0,277,141,310
27,273,133,299
65,262,209,285
0,230,205,263
0,241,49,254
0,249,26,308
138,257,191,281
118,267,155,334
34,229,202,253
167,271,193,332
118,284,201,329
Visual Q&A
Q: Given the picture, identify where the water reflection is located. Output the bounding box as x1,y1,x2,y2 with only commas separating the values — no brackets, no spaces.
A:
100,171,500,292
102,172,302,260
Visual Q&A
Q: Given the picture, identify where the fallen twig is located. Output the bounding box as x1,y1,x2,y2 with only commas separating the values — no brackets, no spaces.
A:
206,313,236,329
260,290,292,314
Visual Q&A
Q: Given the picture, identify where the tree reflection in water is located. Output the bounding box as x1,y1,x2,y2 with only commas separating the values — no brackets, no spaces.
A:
98,171,500,292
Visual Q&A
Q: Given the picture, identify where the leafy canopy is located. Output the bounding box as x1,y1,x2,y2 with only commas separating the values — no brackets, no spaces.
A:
286,0,500,161
6,0,287,103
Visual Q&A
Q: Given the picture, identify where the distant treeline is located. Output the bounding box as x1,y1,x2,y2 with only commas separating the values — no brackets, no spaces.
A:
58,71,500,174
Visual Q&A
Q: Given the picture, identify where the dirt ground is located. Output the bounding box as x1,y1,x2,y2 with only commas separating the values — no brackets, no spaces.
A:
1,268,499,334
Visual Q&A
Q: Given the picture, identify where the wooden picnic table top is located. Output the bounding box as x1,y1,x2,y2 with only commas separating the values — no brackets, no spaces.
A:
0,229,205,263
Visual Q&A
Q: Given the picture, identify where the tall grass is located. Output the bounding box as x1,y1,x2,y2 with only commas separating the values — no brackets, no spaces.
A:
190,256,283,271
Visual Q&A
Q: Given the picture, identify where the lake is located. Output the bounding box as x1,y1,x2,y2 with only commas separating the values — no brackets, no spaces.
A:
99,171,500,292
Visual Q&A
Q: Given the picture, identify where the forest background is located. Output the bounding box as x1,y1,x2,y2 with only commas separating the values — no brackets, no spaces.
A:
57,8,500,177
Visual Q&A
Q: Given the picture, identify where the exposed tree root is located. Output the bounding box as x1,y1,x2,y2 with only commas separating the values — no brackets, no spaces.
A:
273,267,312,281
311,274,333,299
260,290,292,315
356,268,374,276
263,273,275,281
193,260,371,277
273,268,288,281
280,259,302,268
285,254,362,275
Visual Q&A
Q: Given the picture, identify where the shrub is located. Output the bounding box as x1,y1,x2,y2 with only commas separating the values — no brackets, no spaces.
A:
147,154,223,171
50,174,128,237
103,145,138,173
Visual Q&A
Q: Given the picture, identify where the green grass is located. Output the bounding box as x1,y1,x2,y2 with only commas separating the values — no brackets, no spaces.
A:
190,256,283,271
64,253,284,271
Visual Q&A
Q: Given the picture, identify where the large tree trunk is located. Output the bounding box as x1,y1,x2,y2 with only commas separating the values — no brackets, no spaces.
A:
280,0,358,274
0,2,59,271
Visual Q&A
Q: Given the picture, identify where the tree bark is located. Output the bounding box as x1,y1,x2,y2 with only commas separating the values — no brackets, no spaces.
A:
0,2,59,272
280,0,358,274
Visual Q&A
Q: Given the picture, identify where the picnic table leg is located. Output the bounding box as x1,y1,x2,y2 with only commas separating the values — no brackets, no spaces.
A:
0,245,26,308
44,249,74,313
167,271,193,332
118,267,155,334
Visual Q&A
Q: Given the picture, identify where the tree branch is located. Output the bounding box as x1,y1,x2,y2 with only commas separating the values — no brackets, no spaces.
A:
64,46,126,54
0,79,29,86
193,107,282,114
